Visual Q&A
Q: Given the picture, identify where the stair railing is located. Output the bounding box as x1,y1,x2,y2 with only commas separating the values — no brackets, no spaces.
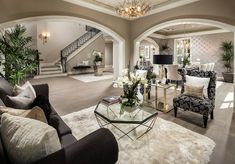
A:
60,28,100,73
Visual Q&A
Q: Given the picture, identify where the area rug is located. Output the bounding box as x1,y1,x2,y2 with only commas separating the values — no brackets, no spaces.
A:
69,73,113,83
62,106,216,164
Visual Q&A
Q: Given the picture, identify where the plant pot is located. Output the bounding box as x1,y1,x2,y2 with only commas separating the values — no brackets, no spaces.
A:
222,72,234,83
96,61,101,66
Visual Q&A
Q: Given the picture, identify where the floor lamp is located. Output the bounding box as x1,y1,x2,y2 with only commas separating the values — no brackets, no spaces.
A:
153,55,173,84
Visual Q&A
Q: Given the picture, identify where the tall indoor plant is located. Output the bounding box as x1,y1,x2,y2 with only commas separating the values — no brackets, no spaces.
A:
221,41,234,83
0,24,38,85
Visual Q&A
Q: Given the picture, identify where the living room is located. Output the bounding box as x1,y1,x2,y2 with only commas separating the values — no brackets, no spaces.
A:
0,0,234,164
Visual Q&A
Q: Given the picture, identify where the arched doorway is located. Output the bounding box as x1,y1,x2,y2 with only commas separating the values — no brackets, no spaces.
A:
0,16,125,78
134,18,235,106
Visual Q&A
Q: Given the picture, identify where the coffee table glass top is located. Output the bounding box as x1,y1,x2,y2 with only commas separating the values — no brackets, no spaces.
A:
94,102,158,124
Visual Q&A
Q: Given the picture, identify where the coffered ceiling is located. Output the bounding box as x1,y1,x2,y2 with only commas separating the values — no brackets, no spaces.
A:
64,0,200,19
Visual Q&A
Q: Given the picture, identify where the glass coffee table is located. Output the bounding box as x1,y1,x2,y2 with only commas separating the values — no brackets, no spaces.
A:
94,101,158,140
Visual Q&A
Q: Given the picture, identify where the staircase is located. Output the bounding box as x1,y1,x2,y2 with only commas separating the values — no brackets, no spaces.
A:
60,27,101,73
35,26,101,79
34,63,67,79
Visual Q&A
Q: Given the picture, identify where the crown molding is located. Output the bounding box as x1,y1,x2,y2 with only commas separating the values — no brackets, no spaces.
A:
149,29,230,39
63,0,200,20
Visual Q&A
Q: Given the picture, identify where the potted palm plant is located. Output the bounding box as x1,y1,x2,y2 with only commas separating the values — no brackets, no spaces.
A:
221,41,234,83
0,24,38,85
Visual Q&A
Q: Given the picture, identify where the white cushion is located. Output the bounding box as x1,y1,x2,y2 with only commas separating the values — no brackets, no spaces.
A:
6,95,34,109
0,113,61,164
186,75,210,98
15,81,36,99
136,70,147,78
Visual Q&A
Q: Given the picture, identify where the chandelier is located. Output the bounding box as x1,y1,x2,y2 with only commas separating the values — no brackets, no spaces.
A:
116,0,151,18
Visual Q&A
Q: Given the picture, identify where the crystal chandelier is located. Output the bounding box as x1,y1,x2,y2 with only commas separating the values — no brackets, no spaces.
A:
116,0,151,18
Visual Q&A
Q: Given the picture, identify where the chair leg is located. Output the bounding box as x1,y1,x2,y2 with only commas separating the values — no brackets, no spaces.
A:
148,92,150,100
203,116,208,128
174,107,177,117
211,110,214,120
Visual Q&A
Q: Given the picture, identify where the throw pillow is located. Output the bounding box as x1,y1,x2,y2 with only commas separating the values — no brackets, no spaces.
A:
0,113,61,164
15,81,36,99
0,106,48,124
5,85,36,109
185,75,210,98
184,83,204,99
5,95,34,109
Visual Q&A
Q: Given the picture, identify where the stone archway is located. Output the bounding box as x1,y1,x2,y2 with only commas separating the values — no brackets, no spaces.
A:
0,16,125,78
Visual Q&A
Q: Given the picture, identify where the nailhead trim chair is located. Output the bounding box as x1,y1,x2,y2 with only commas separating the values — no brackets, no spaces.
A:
173,69,217,128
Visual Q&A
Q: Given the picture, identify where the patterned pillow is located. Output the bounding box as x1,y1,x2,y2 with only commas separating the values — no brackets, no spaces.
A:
184,83,204,99
0,113,61,164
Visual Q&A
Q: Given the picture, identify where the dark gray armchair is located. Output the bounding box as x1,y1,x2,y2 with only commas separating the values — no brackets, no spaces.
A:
173,69,217,128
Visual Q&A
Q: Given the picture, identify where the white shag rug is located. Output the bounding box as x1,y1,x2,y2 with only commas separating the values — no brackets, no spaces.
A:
70,73,113,82
62,106,216,164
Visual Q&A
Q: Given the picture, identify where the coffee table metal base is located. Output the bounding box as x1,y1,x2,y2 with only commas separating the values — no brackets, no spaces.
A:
95,113,157,141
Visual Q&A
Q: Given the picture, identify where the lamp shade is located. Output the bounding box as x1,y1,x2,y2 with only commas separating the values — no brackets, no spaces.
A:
153,55,173,65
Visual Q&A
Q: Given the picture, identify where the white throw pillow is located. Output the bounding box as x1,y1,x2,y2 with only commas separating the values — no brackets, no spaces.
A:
186,75,210,98
6,95,34,109
136,70,147,78
15,81,36,99
0,113,61,164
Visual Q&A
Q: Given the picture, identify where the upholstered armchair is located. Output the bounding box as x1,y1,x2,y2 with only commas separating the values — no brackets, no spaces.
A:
173,69,217,128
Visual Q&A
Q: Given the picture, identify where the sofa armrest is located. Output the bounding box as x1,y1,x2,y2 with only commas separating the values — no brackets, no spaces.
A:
33,84,49,99
33,128,119,164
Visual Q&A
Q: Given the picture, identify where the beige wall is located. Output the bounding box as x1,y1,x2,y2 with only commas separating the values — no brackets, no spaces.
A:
66,35,105,72
190,32,234,76
105,42,113,66
36,22,86,63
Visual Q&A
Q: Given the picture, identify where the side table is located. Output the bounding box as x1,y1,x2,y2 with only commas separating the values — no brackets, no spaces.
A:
151,83,177,113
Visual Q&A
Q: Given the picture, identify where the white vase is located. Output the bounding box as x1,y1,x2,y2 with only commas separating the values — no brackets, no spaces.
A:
137,84,143,104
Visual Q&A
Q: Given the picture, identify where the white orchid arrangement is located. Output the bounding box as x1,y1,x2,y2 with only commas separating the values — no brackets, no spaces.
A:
113,69,147,88
113,68,147,109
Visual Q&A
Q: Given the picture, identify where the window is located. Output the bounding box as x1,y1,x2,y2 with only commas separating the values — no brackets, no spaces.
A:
174,38,191,64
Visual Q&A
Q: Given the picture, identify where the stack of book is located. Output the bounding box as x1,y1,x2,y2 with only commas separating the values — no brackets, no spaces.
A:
102,96,120,105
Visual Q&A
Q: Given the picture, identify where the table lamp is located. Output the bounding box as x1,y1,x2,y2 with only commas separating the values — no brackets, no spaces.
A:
153,54,173,84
